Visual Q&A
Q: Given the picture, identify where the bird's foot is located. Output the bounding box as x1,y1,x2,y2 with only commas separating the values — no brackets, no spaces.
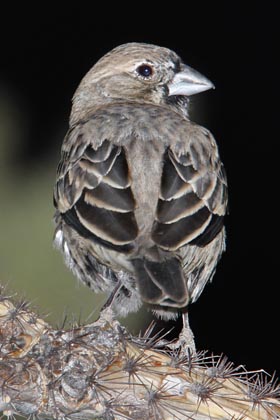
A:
166,313,196,354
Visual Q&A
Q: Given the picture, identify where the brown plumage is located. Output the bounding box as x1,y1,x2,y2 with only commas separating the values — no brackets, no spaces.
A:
54,43,228,320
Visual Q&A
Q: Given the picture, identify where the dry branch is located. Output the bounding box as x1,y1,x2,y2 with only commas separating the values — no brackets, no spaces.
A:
0,290,279,420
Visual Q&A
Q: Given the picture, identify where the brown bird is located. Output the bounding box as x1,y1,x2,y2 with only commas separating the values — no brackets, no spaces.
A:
54,43,227,335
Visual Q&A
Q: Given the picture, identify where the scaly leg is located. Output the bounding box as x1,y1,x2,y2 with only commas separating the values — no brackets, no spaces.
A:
99,279,123,313
167,311,196,353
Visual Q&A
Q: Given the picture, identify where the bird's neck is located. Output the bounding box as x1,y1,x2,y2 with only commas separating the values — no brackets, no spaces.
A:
70,92,190,127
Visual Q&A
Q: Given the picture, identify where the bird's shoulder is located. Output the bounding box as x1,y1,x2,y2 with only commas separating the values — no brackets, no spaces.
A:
62,101,216,153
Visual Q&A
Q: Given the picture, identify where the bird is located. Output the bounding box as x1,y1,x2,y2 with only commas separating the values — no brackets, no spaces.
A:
53,42,228,336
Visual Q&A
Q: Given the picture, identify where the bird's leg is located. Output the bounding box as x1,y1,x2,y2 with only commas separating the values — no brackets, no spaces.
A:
180,311,196,353
167,311,196,354
97,279,123,324
95,280,124,329
99,278,123,314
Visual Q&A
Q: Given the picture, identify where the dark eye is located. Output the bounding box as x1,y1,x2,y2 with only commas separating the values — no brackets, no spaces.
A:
136,64,154,78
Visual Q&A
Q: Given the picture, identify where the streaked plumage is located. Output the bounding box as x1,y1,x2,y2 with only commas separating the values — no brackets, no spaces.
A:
54,43,227,320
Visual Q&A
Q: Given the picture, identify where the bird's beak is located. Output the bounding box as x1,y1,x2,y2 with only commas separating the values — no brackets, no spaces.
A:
168,64,214,96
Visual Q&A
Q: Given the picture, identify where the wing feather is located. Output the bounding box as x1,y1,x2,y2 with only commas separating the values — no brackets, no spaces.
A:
152,129,228,250
54,122,138,251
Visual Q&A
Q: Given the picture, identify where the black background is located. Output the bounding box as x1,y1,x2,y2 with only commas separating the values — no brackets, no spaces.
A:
1,4,279,377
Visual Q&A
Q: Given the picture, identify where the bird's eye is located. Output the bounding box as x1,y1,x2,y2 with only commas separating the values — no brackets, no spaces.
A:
136,64,154,78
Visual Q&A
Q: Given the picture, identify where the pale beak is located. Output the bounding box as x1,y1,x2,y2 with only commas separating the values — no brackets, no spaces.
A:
168,64,215,96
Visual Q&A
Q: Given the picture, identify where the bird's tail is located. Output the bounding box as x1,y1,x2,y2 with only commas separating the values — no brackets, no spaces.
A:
132,257,189,308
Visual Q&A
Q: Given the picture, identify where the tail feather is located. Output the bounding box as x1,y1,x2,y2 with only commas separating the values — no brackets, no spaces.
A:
132,259,164,303
132,257,189,308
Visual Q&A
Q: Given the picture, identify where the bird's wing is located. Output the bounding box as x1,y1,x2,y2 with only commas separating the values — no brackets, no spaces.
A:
152,126,228,250
54,122,138,253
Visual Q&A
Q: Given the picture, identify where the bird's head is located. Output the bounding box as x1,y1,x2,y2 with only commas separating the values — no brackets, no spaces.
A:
70,43,214,124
